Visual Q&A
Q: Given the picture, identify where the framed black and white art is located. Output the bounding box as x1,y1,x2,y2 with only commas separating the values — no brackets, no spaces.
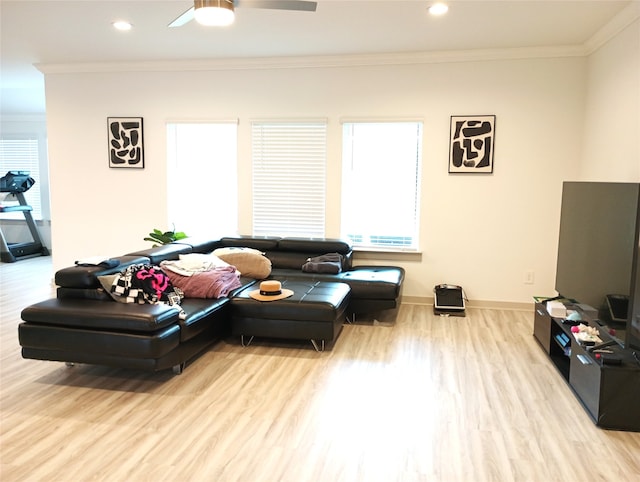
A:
449,115,495,174
108,117,144,168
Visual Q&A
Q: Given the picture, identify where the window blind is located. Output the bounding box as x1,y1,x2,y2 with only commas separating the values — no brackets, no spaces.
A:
251,121,327,237
0,138,42,219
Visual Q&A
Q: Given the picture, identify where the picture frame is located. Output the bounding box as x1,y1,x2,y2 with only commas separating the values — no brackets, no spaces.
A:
108,117,144,168
449,115,495,174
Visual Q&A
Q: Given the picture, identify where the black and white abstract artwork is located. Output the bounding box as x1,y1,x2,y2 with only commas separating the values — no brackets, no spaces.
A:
449,115,495,173
108,117,144,168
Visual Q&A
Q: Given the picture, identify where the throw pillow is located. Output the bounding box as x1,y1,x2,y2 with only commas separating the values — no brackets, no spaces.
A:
212,247,272,279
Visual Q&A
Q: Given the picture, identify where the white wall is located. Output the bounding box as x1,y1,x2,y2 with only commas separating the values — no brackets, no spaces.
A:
42,53,587,305
2,14,632,307
581,17,640,181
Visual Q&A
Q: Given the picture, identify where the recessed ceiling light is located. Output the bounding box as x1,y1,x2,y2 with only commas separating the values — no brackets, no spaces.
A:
428,3,449,16
112,20,133,31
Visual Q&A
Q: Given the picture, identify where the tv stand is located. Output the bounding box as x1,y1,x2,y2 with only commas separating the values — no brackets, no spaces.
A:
533,302,640,432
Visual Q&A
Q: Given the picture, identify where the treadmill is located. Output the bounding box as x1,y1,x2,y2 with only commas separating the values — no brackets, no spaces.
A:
0,171,50,262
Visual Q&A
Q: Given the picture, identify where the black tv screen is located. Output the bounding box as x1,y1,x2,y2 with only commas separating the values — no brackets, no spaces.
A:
555,182,640,350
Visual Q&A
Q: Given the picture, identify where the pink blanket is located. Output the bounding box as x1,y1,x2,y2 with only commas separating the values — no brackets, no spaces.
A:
165,266,241,299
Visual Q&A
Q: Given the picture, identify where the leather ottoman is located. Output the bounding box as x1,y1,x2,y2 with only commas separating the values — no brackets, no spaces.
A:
230,280,351,351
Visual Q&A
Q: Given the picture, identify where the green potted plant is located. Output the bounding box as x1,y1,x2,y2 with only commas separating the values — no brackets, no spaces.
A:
144,226,188,247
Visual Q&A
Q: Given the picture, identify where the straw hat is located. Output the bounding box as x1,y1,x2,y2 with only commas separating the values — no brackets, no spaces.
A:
249,280,294,302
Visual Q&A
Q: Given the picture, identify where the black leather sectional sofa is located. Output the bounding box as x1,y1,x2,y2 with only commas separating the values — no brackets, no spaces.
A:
19,236,404,374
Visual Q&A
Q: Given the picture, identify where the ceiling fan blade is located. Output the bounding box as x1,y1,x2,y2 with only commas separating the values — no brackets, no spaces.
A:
235,0,317,12
169,7,195,28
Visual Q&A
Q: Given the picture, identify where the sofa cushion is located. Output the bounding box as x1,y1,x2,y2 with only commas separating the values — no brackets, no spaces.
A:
266,251,316,270
269,265,404,300
21,298,181,332
218,236,280,251
125,243,193,265
57,287,113,301
338,266,405,299
276,238,353,271
277,237,352,254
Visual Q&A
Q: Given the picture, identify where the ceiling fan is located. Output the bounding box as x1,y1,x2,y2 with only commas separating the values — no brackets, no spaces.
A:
169,0,318,28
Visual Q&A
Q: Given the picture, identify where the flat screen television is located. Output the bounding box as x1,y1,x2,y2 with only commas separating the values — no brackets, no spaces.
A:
555,181,640,350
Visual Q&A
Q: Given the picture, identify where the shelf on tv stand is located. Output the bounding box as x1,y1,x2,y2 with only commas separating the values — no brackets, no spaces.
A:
533,302,640,432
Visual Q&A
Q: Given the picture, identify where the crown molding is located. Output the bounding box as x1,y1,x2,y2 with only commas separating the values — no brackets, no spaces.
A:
584,1,640,55
35,45,587,76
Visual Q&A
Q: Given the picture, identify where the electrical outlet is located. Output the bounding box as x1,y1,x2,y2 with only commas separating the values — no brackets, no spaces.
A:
524,270,535,285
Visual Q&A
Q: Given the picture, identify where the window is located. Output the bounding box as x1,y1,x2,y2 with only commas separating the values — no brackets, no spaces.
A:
166,122,238,238
341,121,422,250
251,120,327,237
0,137,43,220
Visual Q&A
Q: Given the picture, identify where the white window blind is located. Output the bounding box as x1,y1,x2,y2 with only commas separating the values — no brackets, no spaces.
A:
341,121,422,250
251,121,327,237
0,138,42,219
166,122,238,238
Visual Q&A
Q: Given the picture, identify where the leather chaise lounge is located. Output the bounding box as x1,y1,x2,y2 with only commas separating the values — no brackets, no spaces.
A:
19,236,404,373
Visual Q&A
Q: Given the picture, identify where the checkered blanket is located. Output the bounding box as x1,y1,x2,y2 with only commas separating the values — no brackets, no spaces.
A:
109,264,185,318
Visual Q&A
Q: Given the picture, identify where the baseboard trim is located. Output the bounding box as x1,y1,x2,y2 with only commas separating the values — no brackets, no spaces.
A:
401,296,533,312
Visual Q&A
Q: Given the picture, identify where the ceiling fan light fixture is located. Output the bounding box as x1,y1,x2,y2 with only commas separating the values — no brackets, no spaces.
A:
428,3,449,16
112,20,133,31
194,0,235,27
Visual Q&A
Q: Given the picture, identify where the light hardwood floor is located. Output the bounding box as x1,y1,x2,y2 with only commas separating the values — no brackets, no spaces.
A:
1,257,639,481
